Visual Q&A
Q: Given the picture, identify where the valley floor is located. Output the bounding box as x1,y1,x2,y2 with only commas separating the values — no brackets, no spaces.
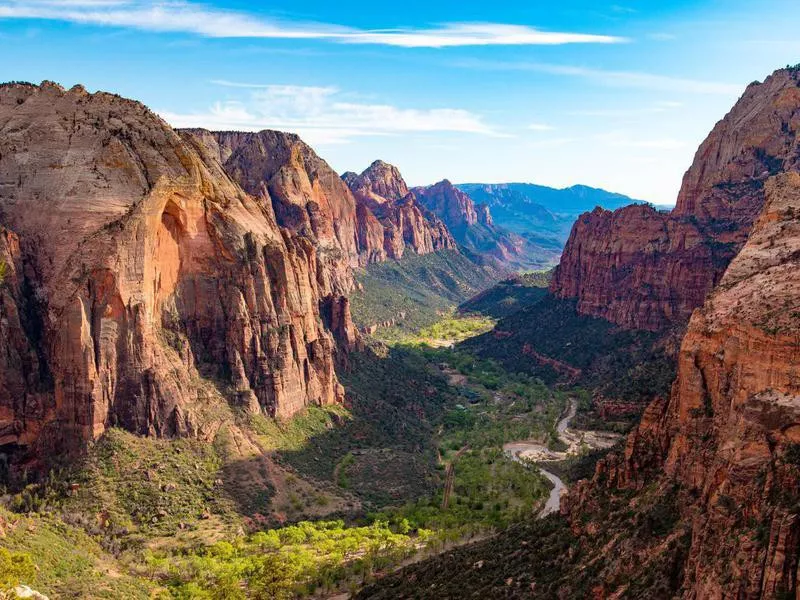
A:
0,306,603,599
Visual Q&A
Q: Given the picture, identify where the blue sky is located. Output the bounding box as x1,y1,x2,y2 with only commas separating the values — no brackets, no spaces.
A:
1,0,799,203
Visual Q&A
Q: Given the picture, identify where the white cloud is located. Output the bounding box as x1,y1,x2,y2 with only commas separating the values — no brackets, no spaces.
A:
527,122,555,131
453,59,743,95
0,1,626,47
159,84,504,145
338,23,625,48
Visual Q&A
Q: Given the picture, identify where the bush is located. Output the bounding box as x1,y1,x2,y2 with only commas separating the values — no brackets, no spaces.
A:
0,548,36,592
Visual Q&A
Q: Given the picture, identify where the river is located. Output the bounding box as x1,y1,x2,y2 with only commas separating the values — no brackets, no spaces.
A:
503,399,577,518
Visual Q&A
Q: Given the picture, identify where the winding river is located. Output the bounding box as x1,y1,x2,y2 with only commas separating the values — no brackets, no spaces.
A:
503,399,577,518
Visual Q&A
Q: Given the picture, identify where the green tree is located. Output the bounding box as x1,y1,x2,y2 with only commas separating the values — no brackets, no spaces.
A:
248,554,301,600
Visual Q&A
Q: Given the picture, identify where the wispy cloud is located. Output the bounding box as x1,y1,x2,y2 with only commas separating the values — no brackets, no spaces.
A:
160,83,504,144
570,100,683,117
0,1,626,47
594,131,687,150
452,59,742,95
527,122,555,131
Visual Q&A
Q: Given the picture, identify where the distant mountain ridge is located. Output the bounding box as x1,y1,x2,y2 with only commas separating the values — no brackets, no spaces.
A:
413,179,559,270
456,182,646,243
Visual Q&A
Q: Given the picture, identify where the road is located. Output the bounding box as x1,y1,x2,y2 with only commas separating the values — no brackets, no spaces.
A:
503,399,577,518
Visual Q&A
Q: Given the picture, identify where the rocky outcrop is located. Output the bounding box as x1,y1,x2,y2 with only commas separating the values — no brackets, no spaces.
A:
566,172,800,597
342,160,409,205
414,179,478,229
552,67,800,331
415,180,534,269
184,128,360,286
343,161,456,260
0,82,355,476
475,203,492,226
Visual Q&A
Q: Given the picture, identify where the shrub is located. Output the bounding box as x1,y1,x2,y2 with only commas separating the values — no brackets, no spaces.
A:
0,548,36,592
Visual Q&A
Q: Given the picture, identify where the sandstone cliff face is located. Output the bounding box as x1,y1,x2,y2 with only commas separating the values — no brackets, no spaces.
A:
415,179,532,268
567,172,800,598
552,67,800,331
0,82,354,475
342,160,409,204
415,179,478,229
475,203,492,226
185,129,360,287
342,160,456,260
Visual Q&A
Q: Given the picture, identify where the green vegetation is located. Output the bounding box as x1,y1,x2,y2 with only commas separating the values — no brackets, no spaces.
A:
377,312,496,345
143,519,436,599
0,506,155,598
0,547,35,595
417,314,495,342
349,249,499,332
459,271,552,319
461,295,675,421
374,448,551,532
0,259,7,285
357,483,690,600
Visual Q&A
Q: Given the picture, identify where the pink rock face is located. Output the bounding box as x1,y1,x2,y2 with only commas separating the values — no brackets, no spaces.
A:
552,67,800,331
566,172,800,598
0,82,355,475
343,160,456,260
343,160,410,204
414,179,529,268
415,179,479,229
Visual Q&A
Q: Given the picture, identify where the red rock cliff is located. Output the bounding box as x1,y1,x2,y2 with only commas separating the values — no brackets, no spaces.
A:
0,82,355,475
415,179,533,269
567,172,800,597
552,67,800,331
343,160,456,259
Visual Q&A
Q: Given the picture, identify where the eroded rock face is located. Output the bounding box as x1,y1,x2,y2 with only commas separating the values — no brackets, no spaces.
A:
185,129,360,286
567,172,800,598
415,179,478,229
0,82,354,475
415,179,530,268
343,160,456,259
342,160,409,204
552,67,800,331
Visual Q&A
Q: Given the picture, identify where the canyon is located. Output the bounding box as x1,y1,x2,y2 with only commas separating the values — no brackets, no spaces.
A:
2,65,800,600
358,66,800,599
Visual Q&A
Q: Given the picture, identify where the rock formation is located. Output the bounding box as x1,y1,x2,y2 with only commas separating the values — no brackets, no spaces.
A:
551,67,800,331
566,171,800,597
183,128,361,285
342,160,409,205
415,179,533,268
342,160,456,260
0,82,356,476
414,179,478,229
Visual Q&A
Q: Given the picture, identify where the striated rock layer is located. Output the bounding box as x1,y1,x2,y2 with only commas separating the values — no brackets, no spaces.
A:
551,67,800,331
566,172,800,598
0,82,357,475
342,160,456,260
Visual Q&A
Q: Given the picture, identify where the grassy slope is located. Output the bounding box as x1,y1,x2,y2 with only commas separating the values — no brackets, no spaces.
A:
459,271,551,319
349,249,501,332
461,294,676,409
356,483,688,600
